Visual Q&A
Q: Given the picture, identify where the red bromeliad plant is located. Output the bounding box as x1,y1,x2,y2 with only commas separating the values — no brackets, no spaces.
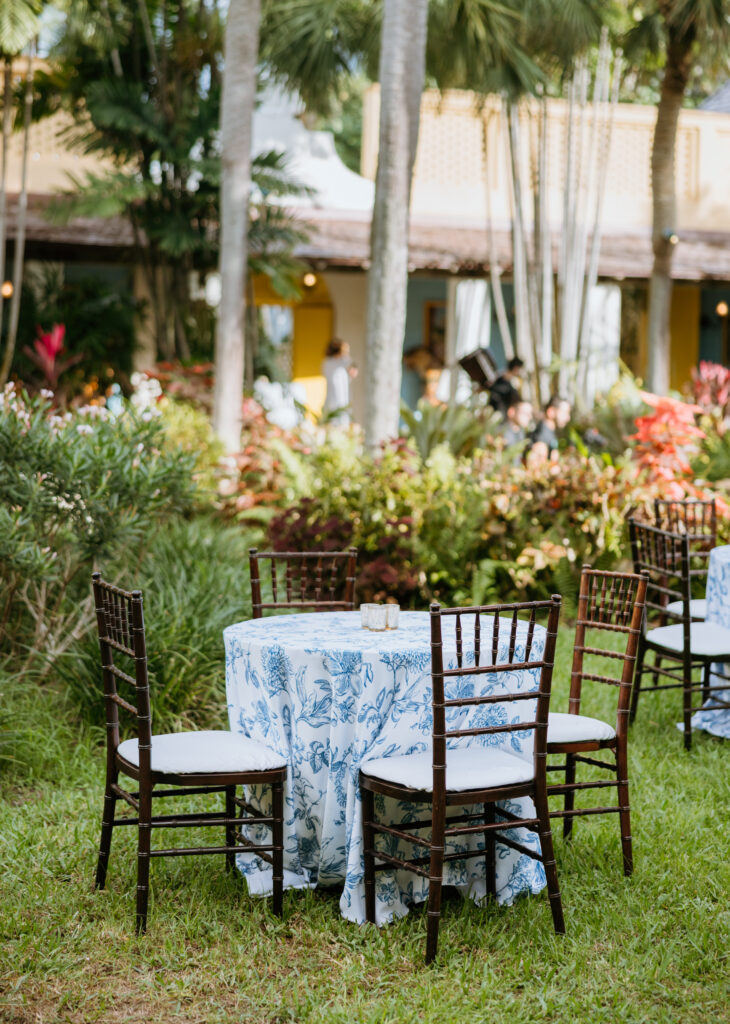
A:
23,324,82,391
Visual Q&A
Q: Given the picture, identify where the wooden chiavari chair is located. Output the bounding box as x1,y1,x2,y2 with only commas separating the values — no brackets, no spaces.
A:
92,573,287,932
360,596,564,964
628,519,730,750
249,547,358,618
546,566,648,875
654,498,716,621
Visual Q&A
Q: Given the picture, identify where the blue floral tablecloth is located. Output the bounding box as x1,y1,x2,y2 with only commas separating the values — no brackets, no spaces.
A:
691,545,730,738
224,610,547,924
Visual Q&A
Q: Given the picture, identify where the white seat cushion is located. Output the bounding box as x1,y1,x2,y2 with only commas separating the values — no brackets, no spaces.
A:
646,622,730,658
117,730,287,775
361,746,534,792
664,598,707,620
547,711,615,745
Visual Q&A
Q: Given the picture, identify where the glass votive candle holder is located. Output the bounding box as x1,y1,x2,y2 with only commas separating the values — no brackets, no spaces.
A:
368,604,388,631
385,604,400,630
360,603,379,629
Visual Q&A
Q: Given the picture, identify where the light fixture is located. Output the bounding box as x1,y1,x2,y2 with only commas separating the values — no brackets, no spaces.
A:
716,301,729,318
0,281,12,299
302,272,317,289
662,229,679,245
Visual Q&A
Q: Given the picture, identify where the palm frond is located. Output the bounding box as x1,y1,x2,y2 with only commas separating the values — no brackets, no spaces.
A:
0,0,40,56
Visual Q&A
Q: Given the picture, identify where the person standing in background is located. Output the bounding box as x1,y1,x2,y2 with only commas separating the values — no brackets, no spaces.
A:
322,338,357,425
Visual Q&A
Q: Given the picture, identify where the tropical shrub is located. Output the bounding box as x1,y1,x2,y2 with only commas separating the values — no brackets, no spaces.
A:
0,385,197,676
268,432,653,607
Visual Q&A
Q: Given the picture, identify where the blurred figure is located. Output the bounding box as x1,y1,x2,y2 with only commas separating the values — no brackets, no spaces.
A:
322,338,357,425
502,393,534,446
531,395,572,457
489,356,525,415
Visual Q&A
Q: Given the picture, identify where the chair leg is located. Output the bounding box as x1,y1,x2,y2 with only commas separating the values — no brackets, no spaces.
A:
682,655,693,751
484,802,496,901
651,655,663,688
702,662,711,705
630,642,646,724
425,801,446,965
271,780,284,918
616,743,633,877
361,785,376,925
225,786,236,872
534,785,565,935
136,783,152,935
94,772,118,890
562,754,576,840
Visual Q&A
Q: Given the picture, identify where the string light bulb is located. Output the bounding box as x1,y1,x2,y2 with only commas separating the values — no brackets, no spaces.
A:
0,281,12,299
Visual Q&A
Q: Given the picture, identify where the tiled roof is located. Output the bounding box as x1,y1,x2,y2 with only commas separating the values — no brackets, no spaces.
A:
296,209,730,282
6,193,134,249
7,194,730,281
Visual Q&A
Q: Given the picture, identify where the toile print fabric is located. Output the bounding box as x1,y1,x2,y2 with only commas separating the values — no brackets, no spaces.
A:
691,545,730,738
224,610,548,924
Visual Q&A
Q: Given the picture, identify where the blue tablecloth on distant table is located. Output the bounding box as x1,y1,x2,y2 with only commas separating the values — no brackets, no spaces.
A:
691,545,730,738
224,610,547,924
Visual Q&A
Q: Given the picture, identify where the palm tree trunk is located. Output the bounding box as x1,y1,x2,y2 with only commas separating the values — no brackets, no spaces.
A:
212,0,260,453
0,47,34,387
364,0,428,449
0,61,12,344
646,26,694,395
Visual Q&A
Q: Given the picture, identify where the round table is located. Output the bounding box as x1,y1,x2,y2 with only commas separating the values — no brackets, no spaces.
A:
690,545,730,738
224,610,548,924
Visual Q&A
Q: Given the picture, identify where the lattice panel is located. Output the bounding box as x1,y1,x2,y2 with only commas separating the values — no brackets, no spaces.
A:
414,103,486,188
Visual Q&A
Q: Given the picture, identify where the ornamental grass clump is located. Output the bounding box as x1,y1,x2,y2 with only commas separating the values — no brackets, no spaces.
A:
0,384,197,677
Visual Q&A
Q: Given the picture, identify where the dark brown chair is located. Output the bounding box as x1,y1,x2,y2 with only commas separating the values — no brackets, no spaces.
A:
249,547,358,618
654,498,716,621
360,596,564,964
91,573,287,932
628,519,730,750
546,566,648,876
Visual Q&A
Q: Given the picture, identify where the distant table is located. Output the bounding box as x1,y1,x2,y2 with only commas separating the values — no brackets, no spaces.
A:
224,610,548,924
690,546,730,738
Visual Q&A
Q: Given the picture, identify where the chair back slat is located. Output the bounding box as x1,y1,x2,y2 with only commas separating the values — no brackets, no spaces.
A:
429,597,562,797
92,572,152,773
249,548,358,618
628,518,691,629
654,497,716,550
567,564,648,734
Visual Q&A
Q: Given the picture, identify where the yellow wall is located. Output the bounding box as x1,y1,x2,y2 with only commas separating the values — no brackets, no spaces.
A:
670,285,700,391
631,284,699,391
251,273,333,415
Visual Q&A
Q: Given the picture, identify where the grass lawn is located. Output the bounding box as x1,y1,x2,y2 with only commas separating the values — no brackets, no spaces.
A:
1,627,729,1024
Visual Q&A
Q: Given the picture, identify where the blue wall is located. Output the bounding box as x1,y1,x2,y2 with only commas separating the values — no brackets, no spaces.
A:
401,276,447,407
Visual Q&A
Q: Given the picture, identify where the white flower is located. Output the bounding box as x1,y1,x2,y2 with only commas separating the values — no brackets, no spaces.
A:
40,388,54,400
77,424,93,436
136,442,144,454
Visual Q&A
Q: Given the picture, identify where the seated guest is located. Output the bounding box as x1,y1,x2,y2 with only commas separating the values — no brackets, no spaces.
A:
502,393,534,447
530,395,572,458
